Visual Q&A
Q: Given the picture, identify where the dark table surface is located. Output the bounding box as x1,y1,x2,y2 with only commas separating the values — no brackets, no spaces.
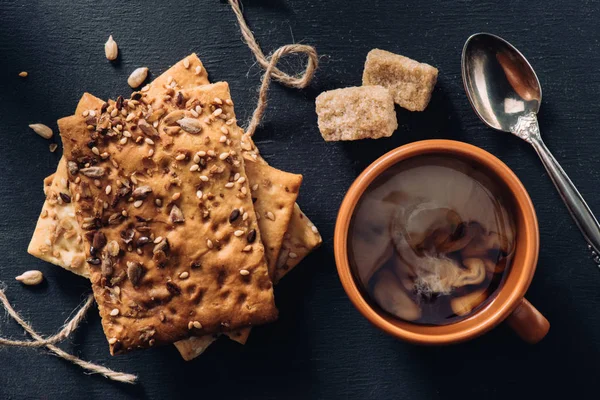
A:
1,0,599,399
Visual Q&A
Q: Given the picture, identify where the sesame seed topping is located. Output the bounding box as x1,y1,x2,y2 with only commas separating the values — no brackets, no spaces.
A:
289,252,298,259
219,135,227,143
212,108,223,117
196,190,203,199
252,184,259,191
172,192,181,201
179,271,189,279
175,153,186,161
126,113,135,122
119,137,128,145
220,126,229,134
206,239,213,249
195,105,202,114
133,200,143,208
207,150,216,157
91,146,100,155
242,245,252,252
225,99,233,106
75,193,81,202
190,109,199,117
197,150,206,157
225,182,234,188
213,97,223,105
193,154,201,163
109,337,117,345
82,110,89,117
154,236,163,244
195,65,202,75
266,211,275,221
110,109,119,117
190,164,199,172
242,212,248,221
237,177,246,184
155,198,162,207
183,58,190,69
123,130,132,137
234,173,240,181
188,321,194,329
193,321,202,329
239,269,250,276
240,187,247,195
145,138,154,145
219,152,229,160
110,308,119,316
101,152,110,159
311,225,319,234
105,185,112,195
200,175,209,182
234,230,244,237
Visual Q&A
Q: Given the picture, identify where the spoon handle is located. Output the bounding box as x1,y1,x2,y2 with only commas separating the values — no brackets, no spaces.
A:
529,135,600,262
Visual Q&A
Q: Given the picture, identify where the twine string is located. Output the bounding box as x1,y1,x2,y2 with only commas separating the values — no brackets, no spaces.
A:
0,289,137,384
228,0,318,136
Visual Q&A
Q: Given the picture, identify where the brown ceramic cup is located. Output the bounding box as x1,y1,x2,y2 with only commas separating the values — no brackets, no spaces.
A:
334,139,550,345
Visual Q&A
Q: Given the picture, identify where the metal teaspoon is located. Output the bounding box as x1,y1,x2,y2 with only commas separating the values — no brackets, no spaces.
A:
461,32,600,265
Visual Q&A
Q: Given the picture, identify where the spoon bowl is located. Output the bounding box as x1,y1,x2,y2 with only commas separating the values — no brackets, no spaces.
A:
462,33,542,133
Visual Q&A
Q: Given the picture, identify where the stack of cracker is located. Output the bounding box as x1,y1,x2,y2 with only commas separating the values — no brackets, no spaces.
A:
27,54,321,359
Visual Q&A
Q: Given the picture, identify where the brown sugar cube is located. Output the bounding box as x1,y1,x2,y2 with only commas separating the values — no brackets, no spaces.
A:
315,86,398,141
362,49,438,111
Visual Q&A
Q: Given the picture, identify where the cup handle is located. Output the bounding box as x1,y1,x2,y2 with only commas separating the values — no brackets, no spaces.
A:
506,298,550,343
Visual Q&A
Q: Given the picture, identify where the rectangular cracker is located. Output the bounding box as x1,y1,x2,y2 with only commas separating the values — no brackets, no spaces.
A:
315,85,398,141
362,48,438,112
58,84,277,354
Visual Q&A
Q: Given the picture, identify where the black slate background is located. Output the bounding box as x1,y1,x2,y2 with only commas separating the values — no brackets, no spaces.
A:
1,0,599,399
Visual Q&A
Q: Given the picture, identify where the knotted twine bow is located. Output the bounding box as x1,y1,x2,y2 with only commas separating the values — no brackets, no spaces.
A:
0,0,318,385
228,0,319,136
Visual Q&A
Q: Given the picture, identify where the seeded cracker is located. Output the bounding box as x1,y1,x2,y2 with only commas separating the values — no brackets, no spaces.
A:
58,84,277,354
362,49,438,112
